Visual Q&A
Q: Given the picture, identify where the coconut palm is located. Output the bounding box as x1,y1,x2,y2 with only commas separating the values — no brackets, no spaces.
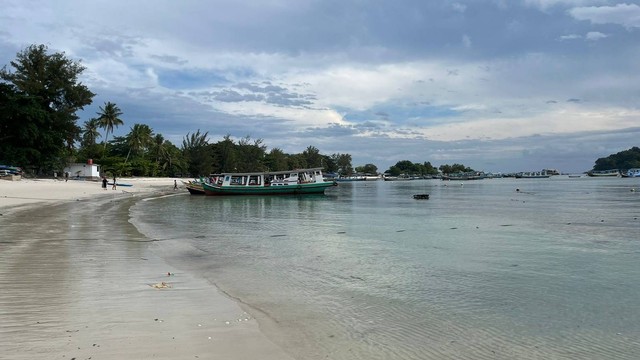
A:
124,123,153,165
96,102,124,153
151,133,169,175
81,118,101,147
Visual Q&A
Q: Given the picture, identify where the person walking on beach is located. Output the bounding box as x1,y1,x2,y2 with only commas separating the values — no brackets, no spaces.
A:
64,172,69,182
102,177,108,190
112,176,117,190
174,179,178,190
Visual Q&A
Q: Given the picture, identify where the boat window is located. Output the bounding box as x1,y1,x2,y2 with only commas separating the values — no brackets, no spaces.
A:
249,175,261,185
230,176,246,185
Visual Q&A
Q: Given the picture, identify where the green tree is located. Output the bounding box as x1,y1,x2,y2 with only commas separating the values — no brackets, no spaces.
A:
265,148,289,171
355,163,378,175
81,118,101,147
439,163,473,174
332,153,353,175
322,155,338,173
211,134,237,173
0,44,94,172
302,146,323,168
235,136,266,172
124,123,153,165
150,134,171,176
96,101,124,154
78,118,102,161
182,129,211,176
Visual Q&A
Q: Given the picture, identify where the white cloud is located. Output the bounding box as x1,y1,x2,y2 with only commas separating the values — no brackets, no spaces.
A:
415,104,640,142
524,0,606,11
559,34,582,40
570,3,640,29
585,31,608,40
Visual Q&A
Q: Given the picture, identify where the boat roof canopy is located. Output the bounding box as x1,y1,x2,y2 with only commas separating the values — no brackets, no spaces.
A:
212,168,325,176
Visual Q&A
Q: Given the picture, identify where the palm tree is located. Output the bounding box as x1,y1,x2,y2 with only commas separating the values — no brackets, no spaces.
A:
124,123,153,165
151,134,168,175
96,102,124,154
81,118,101,147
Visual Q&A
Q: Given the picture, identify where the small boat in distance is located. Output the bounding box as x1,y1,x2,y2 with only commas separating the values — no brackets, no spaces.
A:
441,172,485,181
515,170,551,179
587,169,621,177
201,168,337,196
622,168,640,178
383,175,413,181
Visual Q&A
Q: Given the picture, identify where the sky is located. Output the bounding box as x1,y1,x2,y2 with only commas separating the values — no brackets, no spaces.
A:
1,0,639,173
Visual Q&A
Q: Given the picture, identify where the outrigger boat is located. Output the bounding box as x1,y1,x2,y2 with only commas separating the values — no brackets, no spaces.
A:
201,168,337,196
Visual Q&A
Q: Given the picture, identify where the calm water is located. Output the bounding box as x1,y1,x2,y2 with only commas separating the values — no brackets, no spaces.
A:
131,177,640,359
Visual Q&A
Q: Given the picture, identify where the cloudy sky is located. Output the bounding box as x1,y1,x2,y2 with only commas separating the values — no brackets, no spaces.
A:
1,0,639,172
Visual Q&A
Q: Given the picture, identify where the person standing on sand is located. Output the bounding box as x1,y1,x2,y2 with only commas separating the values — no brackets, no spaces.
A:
112,176,117,190
174,179,178,190
102,177,108,190
64,172,69,182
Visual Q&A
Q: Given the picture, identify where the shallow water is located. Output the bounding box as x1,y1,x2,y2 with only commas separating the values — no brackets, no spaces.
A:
131,177,640,359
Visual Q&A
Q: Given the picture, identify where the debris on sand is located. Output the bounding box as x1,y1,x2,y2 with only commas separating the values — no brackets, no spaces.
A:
150,282,171,289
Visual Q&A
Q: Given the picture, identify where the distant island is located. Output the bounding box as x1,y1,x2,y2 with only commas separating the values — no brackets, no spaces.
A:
592,147,640,172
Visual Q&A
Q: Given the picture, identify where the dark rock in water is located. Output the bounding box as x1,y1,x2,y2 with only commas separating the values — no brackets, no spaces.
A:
413,194,429,200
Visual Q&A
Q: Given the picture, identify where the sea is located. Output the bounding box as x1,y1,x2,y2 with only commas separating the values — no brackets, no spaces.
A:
130,177,640,359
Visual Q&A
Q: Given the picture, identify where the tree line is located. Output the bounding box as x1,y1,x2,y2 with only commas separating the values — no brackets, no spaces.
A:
0,44,359,177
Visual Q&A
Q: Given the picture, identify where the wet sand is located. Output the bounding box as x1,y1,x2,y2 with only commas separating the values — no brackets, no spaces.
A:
0,179,293,359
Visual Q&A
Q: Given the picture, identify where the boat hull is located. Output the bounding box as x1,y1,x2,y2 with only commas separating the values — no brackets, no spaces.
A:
202,182,336,196
185,183,205,195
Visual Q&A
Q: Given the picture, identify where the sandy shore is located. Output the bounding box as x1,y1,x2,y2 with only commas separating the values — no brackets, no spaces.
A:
0,177,179,213
0,178,294,359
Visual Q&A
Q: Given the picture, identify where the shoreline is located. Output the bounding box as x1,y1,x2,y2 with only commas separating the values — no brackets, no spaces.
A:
0,178,294,359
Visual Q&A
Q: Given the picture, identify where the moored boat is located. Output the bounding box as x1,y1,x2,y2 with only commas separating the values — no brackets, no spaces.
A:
587,169,621,177
622,168,640,178
201,168,337,196
441,172,485,181
383,175,413,181
515,171,551,179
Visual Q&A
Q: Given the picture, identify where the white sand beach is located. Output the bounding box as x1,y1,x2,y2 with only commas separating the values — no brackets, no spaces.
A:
0,177,294,359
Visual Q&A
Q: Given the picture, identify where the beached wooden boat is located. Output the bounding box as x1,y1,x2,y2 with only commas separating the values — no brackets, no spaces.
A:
201,168,337,196
183,180,206,195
